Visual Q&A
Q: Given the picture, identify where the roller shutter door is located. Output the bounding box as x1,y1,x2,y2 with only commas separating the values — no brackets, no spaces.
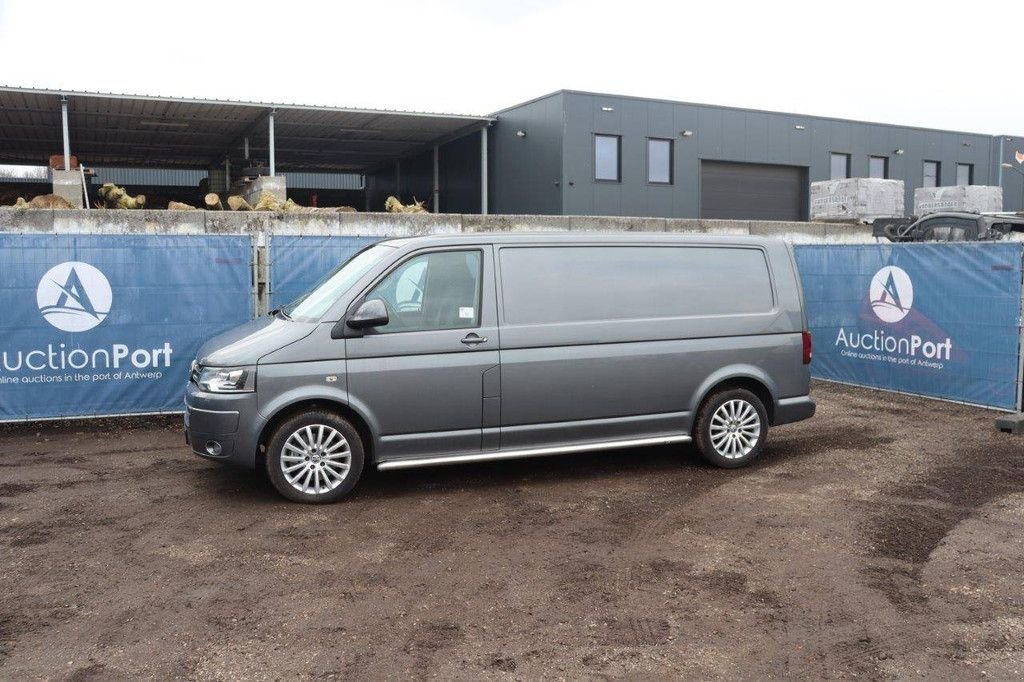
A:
700,161,808,221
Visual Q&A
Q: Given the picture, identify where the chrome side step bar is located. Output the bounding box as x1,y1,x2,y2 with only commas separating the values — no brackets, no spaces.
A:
376,434,691,471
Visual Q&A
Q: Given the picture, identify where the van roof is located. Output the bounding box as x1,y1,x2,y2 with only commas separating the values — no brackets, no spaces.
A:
381,231,782,247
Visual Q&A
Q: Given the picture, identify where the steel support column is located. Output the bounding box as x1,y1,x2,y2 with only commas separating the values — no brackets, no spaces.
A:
432,145,440,213
268,110,276,177
998,136,1005,189
480,127,488,215
60,95,71,171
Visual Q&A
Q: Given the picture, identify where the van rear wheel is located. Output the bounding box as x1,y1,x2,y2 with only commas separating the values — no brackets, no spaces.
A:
694,388,767,468
266,410,365,503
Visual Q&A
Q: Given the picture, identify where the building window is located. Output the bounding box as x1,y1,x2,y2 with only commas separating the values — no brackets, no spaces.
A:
594,134,621,182
647,138,673,184
869,156,889,179
830,153,851,180
923,161,941,188
956,163,974,186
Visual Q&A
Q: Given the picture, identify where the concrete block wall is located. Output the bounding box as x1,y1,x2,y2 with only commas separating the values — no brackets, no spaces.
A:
0,208,877,243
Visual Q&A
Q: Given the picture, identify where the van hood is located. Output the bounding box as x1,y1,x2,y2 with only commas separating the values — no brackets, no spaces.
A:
196,315,317,367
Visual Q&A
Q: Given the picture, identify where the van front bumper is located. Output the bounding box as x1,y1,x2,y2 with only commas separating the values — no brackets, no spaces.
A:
773,396,816,426
184,382,261,469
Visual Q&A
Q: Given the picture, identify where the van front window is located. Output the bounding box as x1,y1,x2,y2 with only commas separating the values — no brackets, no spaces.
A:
282,244,395,322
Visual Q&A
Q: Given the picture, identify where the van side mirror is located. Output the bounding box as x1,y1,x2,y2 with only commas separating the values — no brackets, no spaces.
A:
346,299,389,330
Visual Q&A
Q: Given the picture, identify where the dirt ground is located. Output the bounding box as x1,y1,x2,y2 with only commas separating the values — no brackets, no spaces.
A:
2,381,1023,680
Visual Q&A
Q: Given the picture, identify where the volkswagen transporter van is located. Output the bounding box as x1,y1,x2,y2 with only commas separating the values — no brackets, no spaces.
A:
185,233,814,503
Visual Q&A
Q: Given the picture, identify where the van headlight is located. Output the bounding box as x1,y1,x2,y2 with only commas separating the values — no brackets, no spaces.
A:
195,366,256,393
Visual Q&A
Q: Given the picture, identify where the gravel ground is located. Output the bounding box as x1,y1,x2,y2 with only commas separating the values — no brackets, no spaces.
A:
1,381,1023,680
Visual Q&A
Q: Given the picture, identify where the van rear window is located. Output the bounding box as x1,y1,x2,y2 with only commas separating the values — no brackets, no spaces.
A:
499,246,773,325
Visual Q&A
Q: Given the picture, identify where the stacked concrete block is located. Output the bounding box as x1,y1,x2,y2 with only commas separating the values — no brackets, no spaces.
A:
810,178,904,222
913,185,1002,215
50,169,84,208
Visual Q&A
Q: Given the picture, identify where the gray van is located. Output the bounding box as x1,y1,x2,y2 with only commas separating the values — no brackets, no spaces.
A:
185,233,814,503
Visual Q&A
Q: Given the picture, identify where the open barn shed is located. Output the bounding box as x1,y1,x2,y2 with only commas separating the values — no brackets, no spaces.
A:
0,86,492,212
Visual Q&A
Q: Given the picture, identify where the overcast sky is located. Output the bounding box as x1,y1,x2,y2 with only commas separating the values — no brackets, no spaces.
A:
0,0,1020,133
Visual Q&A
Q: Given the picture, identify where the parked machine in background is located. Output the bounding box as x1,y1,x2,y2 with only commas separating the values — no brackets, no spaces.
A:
874,212,1024,242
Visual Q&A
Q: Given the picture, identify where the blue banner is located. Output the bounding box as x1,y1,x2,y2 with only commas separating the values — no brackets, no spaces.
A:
0,234,253,420
795,243,1023,410
269,235,381,310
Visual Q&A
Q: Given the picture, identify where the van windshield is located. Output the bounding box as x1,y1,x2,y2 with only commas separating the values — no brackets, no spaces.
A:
281,243,395,322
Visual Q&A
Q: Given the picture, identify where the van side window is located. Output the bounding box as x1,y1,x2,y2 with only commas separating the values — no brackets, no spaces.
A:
499,246,773,325
365,250,482,333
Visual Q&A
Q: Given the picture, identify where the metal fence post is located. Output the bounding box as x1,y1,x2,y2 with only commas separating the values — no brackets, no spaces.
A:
1017,243,1024,411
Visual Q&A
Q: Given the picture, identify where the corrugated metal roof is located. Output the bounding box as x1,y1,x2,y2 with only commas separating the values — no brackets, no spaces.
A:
0,85,493,120
83,167,364,190
0,86,492,173
285,172,363,190
89,167,209,187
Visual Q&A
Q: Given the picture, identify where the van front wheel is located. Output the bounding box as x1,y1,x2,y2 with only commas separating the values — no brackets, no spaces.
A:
694,388,767,468
266,411,365,503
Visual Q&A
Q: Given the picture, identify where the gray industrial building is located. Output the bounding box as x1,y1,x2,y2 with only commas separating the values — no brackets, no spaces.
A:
2,86,1022,219
486,90,1024,219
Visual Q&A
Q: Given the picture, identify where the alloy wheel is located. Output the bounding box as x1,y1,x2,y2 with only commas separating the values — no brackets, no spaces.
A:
709,399,761,460
280,424,352,495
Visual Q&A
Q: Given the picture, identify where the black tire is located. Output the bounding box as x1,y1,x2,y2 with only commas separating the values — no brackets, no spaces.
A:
694,388,768,468
265,410,365,503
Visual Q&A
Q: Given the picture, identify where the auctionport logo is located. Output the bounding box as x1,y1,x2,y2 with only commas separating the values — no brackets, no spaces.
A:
36,262,112,332
869,265,913,323
0,260,174,381
834,263,951,365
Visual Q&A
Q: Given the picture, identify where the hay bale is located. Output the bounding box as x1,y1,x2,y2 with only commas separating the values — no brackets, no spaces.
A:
30,194,73,209
120,193,145,209
11,194,73,209
97,183,145,209
385,195,427,213
253,191,283,211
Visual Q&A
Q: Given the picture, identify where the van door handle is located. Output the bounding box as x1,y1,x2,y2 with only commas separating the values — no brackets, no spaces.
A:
461,333,488,345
